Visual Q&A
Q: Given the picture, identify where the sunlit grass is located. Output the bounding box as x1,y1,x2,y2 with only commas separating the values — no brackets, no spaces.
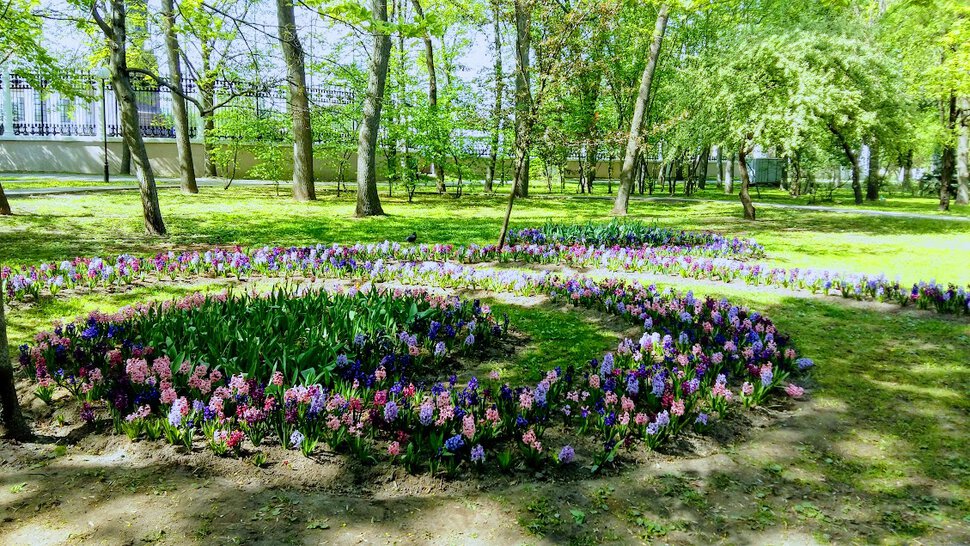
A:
3,183,969,284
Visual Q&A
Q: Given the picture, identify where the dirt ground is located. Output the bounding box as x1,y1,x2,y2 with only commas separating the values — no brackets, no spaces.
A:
5,393,964,545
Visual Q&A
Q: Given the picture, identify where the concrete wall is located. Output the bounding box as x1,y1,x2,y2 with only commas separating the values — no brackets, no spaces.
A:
0,138,749,182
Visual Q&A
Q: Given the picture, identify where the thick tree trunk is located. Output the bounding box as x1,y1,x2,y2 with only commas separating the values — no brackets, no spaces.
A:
865,139,880,201
695,146,709,190
850,161,862,204
161,0,198,194
485,0,503,194
738,143,756,220
410,0,445,193
957,99,969,205
612,3,669,215
0,182,10,215
276,0,316,201
512,0,532,198
356,0,391,217
829,122,862,204
120,139,131,174
0,291,30,440
106,0,166,235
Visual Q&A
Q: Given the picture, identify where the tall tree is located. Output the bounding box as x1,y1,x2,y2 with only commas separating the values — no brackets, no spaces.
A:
410,0,446,193
485,0,504,193
884,0,969,211
92,0,167,235
511,0,532,198
612,3,669,215
356,0,392,217
160,0,198,194
276,0,316,201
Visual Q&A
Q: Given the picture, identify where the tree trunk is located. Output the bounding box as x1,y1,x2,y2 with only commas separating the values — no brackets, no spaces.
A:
715,146,722,188
484,0,503,194
865,139,880,201
829,122,862,204
902,149,913,194
957,98,969,205
612,3,669,215
200,43,217,177
738,143,756,220
939,92,957,211
585,148,597,193
511,0,532,198
723,152,734,194
695,146,709,190
106,0,166,235
356,0,391,217
410,0,445,193
276,0,316,201
161,0,198,194
0,291,30,440
120,139,131,174
0,182,10,215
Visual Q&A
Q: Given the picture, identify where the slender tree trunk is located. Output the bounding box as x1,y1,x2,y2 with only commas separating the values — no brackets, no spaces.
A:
0,291,30,440
0,182,10,215
161,0,197,194
356,0,391,217
865,139,880,201
939,92,957,211
485,0,503,194
715,146,722,188
276,0,316,201
511,0,532,198
200,43,217,177
612,3,669,215
723,152,734,194
738,142,756,220
957,98,969,205
902,149,913,194
105,0,166,235
410,0,445,193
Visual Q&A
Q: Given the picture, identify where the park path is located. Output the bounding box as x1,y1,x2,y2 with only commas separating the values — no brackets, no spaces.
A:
537,193,970,222
4,173,968,222
1,175,277,196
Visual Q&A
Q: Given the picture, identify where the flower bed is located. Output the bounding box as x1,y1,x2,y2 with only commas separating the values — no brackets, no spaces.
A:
3,224,967,314
507,220,765,257
24,285,502,404
20,269,813,474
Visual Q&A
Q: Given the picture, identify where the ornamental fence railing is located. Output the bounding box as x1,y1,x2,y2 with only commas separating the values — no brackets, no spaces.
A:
0,70,356,143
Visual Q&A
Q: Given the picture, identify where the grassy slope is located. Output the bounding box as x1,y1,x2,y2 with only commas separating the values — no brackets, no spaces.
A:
2,182,969,542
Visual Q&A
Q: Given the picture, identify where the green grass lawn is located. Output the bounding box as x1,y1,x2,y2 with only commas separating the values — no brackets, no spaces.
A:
3,183,969,284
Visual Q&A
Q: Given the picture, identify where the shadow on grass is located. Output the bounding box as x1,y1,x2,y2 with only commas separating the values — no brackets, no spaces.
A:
4,186,969,265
